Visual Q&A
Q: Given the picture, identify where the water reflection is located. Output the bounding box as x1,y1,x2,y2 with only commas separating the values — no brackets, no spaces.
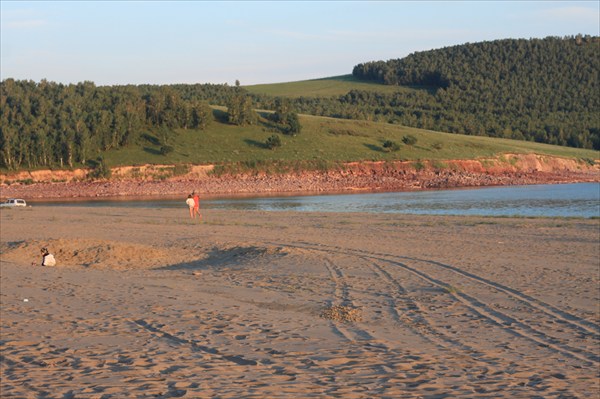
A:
205,184,599,217
31,183,600,218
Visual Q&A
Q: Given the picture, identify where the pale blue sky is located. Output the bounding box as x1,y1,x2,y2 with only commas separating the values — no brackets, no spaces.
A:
1,1,598,86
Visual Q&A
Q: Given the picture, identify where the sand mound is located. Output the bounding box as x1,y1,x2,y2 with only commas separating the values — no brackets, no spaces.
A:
0,239,188,270
1,240,291,271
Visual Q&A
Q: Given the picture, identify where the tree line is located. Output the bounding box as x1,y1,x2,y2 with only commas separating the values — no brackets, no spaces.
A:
0,79,303,170
0,80,226,169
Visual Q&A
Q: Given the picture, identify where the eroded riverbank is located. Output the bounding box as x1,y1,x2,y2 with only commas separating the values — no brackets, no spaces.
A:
1,154,598,199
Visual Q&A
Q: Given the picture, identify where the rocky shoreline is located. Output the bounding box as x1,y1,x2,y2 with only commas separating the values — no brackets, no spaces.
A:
1,154,598,200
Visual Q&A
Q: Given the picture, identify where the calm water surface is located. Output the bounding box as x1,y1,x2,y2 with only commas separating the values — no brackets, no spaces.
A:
32,183,600,218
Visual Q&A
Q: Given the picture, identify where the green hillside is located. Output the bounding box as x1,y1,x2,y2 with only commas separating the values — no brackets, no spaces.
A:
245,75,416,98
248,36,599,150
1,36,598,174
101,109,598,172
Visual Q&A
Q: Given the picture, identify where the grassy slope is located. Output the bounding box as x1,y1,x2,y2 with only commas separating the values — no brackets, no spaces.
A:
102,77,598,169
104,109,598,169
245,75,420,97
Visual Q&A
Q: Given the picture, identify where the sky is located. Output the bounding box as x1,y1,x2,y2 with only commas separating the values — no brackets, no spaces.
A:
1,1,599,86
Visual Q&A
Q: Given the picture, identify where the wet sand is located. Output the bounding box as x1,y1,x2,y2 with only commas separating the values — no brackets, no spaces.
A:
1,206,599,398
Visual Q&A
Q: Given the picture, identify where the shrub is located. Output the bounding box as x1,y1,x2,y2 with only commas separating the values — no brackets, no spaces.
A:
209,164,226,176
431,160,448,169
265,134,282,149
269,98,302,135
285,113,302,135
402,135,418,146
382,140,400,152
160,145,174,155
413,160,426,171
328,128,366,137
87,156,111,179
432,142,444,150
173,164,190,176
313,159,331,172
581,157,596,166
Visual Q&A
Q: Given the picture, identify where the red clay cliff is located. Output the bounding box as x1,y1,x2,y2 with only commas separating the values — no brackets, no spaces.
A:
1,154,598,199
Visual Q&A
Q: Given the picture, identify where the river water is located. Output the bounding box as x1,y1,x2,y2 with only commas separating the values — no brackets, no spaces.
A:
32,183,600,218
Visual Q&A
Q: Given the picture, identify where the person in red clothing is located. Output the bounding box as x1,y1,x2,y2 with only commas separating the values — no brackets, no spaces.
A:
192,191,201,221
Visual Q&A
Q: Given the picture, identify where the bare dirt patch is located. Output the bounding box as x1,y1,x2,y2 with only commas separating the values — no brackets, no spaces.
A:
320,305,363,322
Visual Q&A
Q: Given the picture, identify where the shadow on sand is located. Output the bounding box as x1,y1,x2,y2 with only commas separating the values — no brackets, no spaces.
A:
157,245,286,271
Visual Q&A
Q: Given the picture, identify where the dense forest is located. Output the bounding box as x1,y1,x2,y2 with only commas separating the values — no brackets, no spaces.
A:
1,36,598,170
0,80,301,170
349,35,599,148
0,81,250,169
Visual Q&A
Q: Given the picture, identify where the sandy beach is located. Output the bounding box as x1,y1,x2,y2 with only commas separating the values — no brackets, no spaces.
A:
1,206,599,398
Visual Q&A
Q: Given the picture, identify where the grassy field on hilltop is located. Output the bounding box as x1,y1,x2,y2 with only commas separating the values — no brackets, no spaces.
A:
102,108,599,171
245,75,421,97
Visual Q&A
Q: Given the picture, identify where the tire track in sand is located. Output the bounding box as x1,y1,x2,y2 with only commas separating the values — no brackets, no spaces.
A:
359,255,491,356
333,243,598,338
411,257,599,336
264,240,599,366
131,318,260,366
261,241,519,378
320,255,377,344
291,246,500,370
372,255,599,365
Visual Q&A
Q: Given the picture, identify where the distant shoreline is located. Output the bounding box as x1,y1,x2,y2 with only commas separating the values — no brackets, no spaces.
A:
1,158,598,200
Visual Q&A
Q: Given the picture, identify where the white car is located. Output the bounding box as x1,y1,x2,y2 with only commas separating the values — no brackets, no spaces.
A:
0,198,27,207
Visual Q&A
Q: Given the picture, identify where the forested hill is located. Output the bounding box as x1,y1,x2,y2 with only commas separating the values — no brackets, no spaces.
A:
352,35,599,89
350,36,599,148
1,36,598,172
